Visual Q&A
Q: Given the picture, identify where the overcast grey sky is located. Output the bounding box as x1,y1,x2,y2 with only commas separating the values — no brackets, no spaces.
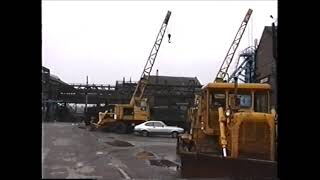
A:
42,0,277,85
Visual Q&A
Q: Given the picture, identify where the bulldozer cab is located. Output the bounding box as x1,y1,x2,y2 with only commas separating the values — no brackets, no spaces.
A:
205,83,275,159
204,83,271,135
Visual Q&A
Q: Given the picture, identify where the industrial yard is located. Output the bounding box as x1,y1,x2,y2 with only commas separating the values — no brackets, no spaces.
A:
42,122,180,179
42,1,278,179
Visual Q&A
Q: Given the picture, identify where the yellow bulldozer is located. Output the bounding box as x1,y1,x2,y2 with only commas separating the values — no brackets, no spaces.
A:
176,8,277,178
89,11,171,133
177,81,277,178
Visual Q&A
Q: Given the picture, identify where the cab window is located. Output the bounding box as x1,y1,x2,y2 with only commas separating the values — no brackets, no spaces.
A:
107,105,114,113
124,108,134,115
239,94,252,108
140,100,147,111
228,90,252,109
212,91,226,108
254,91,269,113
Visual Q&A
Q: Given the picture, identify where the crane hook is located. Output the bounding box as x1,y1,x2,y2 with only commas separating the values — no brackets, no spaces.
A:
168,33,171,43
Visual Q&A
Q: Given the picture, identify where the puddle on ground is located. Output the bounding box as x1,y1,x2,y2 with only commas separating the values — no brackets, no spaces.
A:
149,159,177,168
136,151,155,160
105,140,134,147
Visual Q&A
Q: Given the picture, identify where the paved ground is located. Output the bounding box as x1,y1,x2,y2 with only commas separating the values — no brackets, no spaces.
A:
42,122,181,179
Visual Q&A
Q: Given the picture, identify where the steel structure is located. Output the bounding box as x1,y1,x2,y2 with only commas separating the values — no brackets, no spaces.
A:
228,46,256,83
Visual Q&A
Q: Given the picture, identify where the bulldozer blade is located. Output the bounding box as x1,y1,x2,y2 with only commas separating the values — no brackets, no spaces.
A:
179,152,277,179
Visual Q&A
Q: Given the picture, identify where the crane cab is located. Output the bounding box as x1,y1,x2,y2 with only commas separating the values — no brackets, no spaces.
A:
91,98,150,133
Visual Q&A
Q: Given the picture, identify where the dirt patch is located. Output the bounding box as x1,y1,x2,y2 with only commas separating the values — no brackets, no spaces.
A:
78,126,86,129
149,159,177,167
136,151,155,160
105,140,134,147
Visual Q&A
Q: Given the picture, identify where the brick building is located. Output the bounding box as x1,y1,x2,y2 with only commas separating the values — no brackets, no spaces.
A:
255,26,277,109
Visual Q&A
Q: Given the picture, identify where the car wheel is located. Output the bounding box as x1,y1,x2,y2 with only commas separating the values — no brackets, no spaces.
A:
141,130,149,137
171,131,178,138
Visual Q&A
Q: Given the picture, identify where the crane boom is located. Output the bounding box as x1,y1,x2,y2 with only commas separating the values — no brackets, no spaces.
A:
214,9,253,82
130,10,171,105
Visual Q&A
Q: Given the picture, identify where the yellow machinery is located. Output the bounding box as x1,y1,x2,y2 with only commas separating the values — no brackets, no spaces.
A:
90,11,171,133
177,82,277,178
176,8,277,178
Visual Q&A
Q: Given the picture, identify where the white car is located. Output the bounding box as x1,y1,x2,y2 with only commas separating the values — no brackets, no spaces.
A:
134,121,184,138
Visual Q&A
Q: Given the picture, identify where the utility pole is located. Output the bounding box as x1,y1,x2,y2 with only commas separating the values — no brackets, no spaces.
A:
85,76,88,114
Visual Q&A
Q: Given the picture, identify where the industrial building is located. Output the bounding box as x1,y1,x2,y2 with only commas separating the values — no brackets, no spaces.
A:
255,26,277,108
42,66,202,129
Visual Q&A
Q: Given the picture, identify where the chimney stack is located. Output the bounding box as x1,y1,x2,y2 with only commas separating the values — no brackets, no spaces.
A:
156,69,159,84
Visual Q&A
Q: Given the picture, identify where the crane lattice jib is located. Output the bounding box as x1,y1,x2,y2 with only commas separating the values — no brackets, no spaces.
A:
215,9,252,82
130,11,171,105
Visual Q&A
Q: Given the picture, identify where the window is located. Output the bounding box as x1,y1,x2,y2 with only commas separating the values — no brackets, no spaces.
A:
141,101,147,107
228,91,252,109
145,122,154,126
260,76,269,83
254,91,269,113
107,105,115,113
212,92,226,108
124,108,134,115
154,122,164,127
239,95,252,108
